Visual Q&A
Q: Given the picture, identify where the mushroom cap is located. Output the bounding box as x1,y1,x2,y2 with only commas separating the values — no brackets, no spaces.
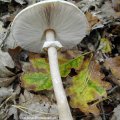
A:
11,0,89,53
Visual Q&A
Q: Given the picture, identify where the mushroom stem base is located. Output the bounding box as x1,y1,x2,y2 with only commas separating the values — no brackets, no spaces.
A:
48,47,73,120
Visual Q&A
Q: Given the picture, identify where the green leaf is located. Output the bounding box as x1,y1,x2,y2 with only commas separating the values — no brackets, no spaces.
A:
99,38,112,53
21,57,51,91
67,60,109,115
60,56,84,77
30,58,49,73
21,72,52,91
21,52,84,91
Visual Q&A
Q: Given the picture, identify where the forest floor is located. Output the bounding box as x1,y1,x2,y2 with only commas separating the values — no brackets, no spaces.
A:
0,0,120,120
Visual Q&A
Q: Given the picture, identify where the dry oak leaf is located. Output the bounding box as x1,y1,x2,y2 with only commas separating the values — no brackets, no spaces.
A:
112,0,120,12
85,12,100,28
0,76,17,87
0,49,15,77
104,56,120,85
90,61,111,89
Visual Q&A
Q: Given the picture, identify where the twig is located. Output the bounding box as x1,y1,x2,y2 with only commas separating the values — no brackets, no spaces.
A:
12,105,58,116
100,102,106,120
0,93,16,109
108,86,119,94
12,105,32,115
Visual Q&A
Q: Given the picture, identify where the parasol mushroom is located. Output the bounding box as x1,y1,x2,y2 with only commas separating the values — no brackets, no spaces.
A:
10,0,89,119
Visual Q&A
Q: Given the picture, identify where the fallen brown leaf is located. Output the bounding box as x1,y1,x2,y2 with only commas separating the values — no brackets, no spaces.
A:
85,12,100,28
90,61,111,90
104,56,120,85
0,76,17,87
112,0,120,12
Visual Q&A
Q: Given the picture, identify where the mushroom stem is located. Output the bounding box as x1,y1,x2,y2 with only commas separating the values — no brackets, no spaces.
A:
46,30,73,120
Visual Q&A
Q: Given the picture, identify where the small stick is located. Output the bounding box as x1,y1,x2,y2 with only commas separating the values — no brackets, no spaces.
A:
100,102,106,120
